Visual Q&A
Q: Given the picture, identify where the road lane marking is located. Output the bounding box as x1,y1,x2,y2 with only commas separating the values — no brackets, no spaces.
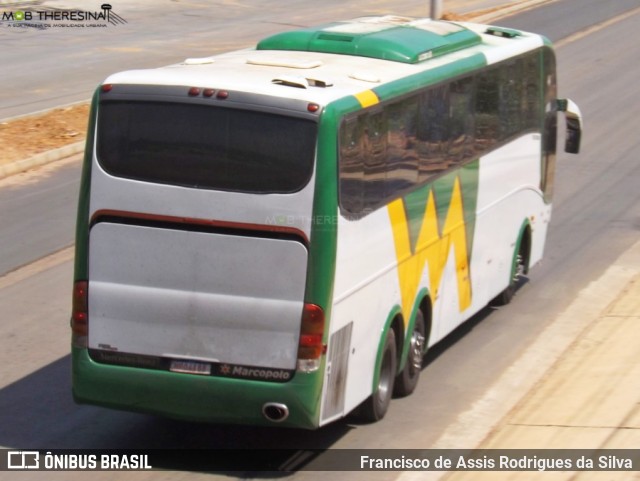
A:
556,5,640,48
0,246,74,290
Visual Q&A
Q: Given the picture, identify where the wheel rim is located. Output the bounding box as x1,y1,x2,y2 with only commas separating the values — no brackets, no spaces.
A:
408,329,425,372
513,253,525,284
377,348,393,402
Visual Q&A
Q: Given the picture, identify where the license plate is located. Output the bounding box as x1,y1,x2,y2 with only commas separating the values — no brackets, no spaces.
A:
169,359,211,375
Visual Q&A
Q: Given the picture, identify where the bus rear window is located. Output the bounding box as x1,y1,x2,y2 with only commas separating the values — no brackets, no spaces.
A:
97,101,317,193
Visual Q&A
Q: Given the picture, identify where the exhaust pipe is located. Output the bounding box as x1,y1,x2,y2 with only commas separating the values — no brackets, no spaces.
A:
262,402,289,423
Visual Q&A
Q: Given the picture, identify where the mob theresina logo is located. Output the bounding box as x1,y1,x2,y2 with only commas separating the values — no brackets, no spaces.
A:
1,3,127,28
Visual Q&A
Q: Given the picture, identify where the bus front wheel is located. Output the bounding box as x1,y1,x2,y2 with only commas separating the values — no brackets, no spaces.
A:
492,234,529,307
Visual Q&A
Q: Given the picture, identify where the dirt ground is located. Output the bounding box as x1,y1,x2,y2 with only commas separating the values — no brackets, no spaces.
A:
0,103,90,166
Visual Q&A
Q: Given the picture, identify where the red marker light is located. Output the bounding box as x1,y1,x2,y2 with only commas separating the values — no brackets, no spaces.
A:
203,88,215,97
101,84,113,93
71,280,89,336
188,87,201,96
307,103,320,113
216,90,229,100
297,303,325,360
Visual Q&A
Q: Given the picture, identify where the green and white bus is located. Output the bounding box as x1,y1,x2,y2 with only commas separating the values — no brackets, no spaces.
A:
71,16,582,428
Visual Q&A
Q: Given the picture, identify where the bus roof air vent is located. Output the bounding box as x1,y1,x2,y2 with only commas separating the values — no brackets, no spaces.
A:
247,56,323,69
349,71,381,83
182,57,215,65
271,75,333,88
485,26,521,38
256,17,482,64
272,76,308,89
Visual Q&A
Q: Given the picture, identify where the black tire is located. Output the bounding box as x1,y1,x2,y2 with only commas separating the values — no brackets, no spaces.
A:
359,328,397,422
394,310,426,397
491,250,527,307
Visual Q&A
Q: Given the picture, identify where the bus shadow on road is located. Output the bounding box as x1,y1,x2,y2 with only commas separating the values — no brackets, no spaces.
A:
0,355,350,475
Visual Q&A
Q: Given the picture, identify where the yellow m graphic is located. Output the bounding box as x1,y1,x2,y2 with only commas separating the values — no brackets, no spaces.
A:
388,176,472,325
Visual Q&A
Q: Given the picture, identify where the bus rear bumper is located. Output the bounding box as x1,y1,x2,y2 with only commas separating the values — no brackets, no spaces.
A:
71,347,323,429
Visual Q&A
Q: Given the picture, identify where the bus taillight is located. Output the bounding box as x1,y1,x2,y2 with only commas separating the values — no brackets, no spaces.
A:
71,280,89,337
297,303,325,372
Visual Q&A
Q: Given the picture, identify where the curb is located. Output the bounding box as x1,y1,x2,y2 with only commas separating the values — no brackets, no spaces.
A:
398,239,640,481
0,99,90,124
0,141,84,180
472,0,556,23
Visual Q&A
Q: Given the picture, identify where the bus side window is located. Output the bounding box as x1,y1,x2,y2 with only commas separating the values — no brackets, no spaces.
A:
541,47,558,201
448,77,475,166
386,98,419,197
339,116,366,214
417,84,450,182
523,53,542,130
363,111,387,210
499,59,524,140
475,69,500,153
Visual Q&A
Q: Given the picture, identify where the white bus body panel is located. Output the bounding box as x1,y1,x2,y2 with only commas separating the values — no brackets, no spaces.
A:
323,134,550,422
88,222,307,369
324,210,400,422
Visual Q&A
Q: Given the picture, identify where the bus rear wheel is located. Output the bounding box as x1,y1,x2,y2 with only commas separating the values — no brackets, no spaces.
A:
359,328,397,422
394,310,425,397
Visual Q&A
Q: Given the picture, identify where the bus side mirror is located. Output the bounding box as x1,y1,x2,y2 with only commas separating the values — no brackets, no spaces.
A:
557,98,582,154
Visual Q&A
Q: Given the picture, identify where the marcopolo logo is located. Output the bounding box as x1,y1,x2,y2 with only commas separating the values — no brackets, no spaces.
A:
1,4,127,28
218,363,293,382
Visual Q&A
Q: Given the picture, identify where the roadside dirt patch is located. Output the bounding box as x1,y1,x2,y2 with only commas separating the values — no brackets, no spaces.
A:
0,103,90,166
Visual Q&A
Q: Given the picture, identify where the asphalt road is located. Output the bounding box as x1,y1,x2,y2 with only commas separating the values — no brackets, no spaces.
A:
0,0,508,121
1,0,639,480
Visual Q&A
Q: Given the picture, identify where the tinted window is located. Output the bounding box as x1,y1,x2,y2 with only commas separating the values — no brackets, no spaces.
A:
97,101,317,193
339,50,543,216
541,48,558,201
